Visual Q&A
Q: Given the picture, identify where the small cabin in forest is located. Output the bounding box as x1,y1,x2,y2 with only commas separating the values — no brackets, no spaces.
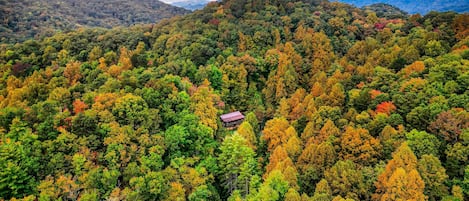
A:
220,111,244,129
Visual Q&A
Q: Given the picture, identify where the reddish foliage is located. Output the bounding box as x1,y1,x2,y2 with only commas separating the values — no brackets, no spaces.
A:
11,62,32,76
73,99,88,114
376,101,397,115
374,22,386,30
429,109,469,143
356,82,365,89
209,18,220,26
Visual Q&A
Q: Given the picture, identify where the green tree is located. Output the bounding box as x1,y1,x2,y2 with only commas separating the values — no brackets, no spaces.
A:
0,118,40,199
324,160,368,200
250,170,290,201
445,132,469,178
244,112,259,133
297,142,337,194
127,171,168,200
425,40,447,57
218,133,258,197
112,94,149,129
418,154,449,201
163,112,216,160
406,129,442,158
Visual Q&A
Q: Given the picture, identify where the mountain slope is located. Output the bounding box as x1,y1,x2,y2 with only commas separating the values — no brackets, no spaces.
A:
337,0,469,14
0,0,190,43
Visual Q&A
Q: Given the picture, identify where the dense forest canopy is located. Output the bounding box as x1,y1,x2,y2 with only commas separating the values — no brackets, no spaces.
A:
0,0,190,43
0,0,468,200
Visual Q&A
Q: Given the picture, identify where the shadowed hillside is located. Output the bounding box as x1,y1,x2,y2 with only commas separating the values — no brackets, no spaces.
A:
0,0,190,43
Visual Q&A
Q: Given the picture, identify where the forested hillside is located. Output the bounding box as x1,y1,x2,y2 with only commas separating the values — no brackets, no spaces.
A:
0,0,190,43
0,0,468,200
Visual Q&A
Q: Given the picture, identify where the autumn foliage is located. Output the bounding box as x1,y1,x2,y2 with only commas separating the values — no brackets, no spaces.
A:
375,101,397,115
0,0,467,200
72,99,88,114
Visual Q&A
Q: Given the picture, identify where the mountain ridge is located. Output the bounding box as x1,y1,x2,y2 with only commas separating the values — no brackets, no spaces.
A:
337,0,469,14
164,0,469,14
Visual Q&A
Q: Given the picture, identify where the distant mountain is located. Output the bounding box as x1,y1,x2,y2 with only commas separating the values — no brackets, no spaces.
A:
0,0,190,43
171,0,214,10
337,0,469,14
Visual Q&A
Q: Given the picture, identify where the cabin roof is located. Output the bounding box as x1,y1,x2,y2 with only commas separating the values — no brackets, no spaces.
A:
220,111,244,123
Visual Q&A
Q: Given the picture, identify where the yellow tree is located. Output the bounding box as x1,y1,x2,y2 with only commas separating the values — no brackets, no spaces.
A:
311,82,324,98
98,57,108,71
262,117,292,152
164,182,186,201
294,23,306,43
311,179,332,201
220,57,249,110
284,127,302,160
323,83,345,107
296,141,336,195
374,142,425,201
324,160,367,200
190,79,220,130
297,142,337,175
264,145,299,190
263,48,299,113
238,31,253,52
236,121,257,151
380,168,425,201
118,47,133,70
285,188,301,201
339,126,381,165
63,61,82,86
265,145,290,175
310,31,335,78
284,42,305,85
288,88,307,121
312,119,340,145
277,98,291,118
399,61,425,78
